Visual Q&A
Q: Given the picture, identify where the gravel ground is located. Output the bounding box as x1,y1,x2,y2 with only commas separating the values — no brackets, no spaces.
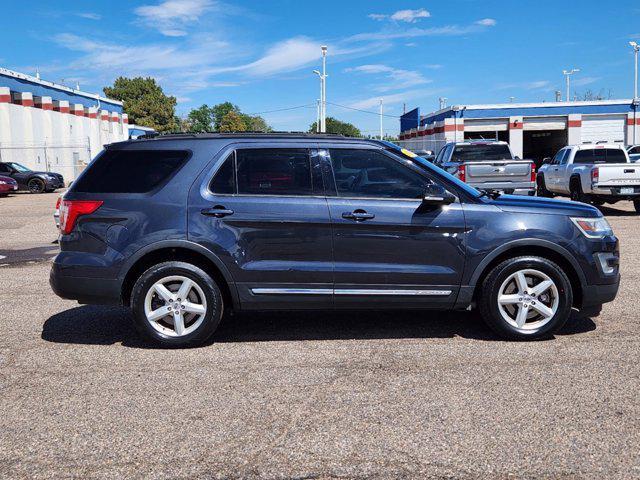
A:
0,192,639,479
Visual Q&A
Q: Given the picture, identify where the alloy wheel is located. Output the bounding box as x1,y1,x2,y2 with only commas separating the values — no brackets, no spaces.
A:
497,269,559,330
144,275,207,337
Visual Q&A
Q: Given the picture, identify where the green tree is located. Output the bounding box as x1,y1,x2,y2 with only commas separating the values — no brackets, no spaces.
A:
103,77,178,132
218,110,247,132
211,102,241,130
186,104,215,132
309,117,361,137
241,114,271,132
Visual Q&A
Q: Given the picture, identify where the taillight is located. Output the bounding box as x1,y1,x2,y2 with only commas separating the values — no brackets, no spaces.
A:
55,196,62,210
530,162,536,182
59,200,103,234
457,164,466,182
591,167,599,184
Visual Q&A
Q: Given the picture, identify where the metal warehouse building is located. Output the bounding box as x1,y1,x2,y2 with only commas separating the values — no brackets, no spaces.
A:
0,67,130,182
398,100,640,163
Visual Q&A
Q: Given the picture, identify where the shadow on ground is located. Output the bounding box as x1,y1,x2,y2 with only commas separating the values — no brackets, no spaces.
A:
42,305,596,348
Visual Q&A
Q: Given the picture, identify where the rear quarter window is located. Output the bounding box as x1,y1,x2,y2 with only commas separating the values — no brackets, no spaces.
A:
73,149,190,193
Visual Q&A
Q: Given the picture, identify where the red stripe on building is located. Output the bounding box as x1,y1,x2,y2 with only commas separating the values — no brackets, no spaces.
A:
54,106,70,113
627,118,640,126
73,110,85,117
509,121,524,129
0,94,10,103
568,120,582,128
418,129,426,136
89,112,98,119
122,117,128,124
16,99,34,107
101,114,109,121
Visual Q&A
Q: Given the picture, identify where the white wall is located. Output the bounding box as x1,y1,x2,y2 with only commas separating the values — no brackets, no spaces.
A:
0,86,128,183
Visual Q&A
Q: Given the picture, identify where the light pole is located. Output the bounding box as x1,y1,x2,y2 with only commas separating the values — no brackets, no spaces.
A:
379,99,384,140
630,41,639,100
312,46,328,133
562,68,580,102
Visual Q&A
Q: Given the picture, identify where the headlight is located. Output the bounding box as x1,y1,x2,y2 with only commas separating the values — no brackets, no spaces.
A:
0,180,6,185
570,217,613,238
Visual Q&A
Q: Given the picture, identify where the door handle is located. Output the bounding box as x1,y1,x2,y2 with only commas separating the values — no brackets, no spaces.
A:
201,206,234,218
342,210,375,221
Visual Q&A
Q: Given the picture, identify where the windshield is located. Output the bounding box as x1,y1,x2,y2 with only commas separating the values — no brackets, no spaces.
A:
8,163,31,173
382,141,482,198
452,144,512,162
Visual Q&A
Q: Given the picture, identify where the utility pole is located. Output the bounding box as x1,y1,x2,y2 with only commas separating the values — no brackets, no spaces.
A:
630,42,639,100
316,99,321,133
379,99,384,140
562,68,580,102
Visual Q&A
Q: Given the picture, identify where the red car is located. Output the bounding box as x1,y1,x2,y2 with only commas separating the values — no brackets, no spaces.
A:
0,175,18,196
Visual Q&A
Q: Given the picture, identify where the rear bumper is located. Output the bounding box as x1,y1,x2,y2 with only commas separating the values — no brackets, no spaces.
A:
50,262,122,305
469,181,535,195
0,184,17,193
591,185,640,197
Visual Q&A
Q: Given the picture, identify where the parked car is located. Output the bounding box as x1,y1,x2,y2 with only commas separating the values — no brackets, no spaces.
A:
50,133,619,347
433,141,536,195
0,162,64,193
629,153,640,163
0,175,18,196
537,144,640,212
627,145,640,155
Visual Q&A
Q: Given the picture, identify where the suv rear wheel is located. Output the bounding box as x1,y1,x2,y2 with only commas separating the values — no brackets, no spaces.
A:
569,178,588,203
478,256,573,340
131,261,224,347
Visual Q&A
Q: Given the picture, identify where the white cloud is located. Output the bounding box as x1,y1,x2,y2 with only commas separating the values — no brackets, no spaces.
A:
238,37,321,76
345,64,431,91
475,18,497,26
134,0,215,36
346,89,439,110
391,9,431,23
572,76,600,87
495,80,553,91
77,12,101,20
368,8,431,23
348,21,496,43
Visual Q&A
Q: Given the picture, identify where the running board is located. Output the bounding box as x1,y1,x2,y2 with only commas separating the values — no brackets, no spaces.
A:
251,288,452,296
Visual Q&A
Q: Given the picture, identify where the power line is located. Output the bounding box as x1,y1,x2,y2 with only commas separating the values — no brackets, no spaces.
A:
247,104,316,115
327,101,401,118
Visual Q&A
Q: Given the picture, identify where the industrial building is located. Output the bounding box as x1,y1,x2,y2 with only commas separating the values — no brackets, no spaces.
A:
398,100,640,163
0,67,129,182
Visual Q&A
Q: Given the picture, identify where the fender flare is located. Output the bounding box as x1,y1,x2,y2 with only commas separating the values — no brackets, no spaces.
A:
468,238,587,289
118,239,239,306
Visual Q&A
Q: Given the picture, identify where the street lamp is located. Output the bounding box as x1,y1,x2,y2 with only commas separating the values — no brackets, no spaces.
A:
562,68,580,102
630,41,639,100
312,46,328,133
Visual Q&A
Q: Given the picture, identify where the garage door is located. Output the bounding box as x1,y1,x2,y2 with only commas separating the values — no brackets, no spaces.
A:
581,115,626,144
524,117,567,131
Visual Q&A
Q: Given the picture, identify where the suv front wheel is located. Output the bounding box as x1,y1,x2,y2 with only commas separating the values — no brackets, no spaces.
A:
478,256,573,340
131,261,224,347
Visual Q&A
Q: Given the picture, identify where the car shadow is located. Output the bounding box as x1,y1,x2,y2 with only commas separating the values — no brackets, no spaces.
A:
598,204,638,217
41,305,596,348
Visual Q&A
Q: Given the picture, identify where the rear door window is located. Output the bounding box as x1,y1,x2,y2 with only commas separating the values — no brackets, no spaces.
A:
73,149,190,193
236,148,313,196
604,149,627,163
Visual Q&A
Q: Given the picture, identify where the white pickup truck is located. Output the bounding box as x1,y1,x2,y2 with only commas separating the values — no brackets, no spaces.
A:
537,144,640,212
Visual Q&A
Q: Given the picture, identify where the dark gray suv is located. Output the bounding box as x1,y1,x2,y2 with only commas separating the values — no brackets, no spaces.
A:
50,134,620,347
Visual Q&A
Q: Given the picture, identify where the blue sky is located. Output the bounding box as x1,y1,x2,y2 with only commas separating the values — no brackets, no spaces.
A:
3,0,640,134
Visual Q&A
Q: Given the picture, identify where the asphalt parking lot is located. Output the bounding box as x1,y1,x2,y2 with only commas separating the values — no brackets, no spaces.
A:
1,192,639,479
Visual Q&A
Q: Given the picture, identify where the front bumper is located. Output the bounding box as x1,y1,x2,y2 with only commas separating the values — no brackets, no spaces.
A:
581,277,620,307
0,183,18,193
50,262,122,305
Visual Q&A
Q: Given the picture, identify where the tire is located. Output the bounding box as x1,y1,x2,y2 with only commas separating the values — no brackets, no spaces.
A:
536,175,553,197
569,178,588,203
634,199,640,214
478,256,573,340
130,261,224,347
27,178,45,194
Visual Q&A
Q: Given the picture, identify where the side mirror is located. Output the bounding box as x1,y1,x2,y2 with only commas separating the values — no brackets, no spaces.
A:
423,184,456,205
542,157,551,164
514,156,521,160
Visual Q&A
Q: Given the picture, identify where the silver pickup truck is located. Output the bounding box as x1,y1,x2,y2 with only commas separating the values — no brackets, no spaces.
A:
433,141,536,195
537,144,640,212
